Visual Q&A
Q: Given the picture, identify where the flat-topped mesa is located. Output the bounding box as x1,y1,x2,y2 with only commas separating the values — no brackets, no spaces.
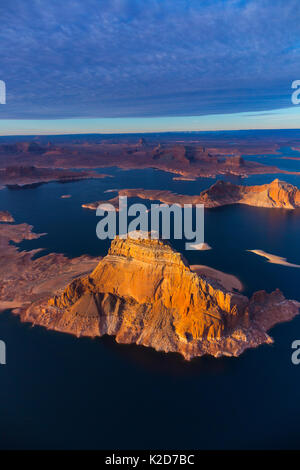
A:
108,236,189,268
22,236,298,360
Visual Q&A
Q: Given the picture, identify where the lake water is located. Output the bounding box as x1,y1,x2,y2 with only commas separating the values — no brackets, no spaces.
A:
0,151,299,449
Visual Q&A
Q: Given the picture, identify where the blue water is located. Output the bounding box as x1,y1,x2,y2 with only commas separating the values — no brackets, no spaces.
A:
242,146,300,174
0,154,300,449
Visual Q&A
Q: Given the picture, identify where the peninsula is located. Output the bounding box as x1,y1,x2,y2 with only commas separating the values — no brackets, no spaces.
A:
82,179,300,211
0,165,110,189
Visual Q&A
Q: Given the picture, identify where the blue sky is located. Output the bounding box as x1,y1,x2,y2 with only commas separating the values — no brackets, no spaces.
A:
0,0,300,134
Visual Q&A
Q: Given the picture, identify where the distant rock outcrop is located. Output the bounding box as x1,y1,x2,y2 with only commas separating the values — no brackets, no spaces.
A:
201,178,300,209
22,237,299,359
0,211,14,222
82,179,300,211
0,142,46,154
138,137,147,146
0,140,298,179
225,155,245,167
0,165,110,188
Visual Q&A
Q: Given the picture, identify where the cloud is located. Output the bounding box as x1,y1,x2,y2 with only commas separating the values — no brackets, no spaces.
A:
0,0,299,119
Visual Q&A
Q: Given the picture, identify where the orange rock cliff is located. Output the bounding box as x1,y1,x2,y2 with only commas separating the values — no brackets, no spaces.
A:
22,236,299,360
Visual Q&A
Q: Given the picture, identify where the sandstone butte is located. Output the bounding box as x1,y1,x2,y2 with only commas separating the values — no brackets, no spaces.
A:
22,236,299,360
82,179,300,211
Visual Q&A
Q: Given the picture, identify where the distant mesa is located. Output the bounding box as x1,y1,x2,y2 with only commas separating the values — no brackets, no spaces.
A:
0,141,46,155
0,139,298,179
20,236,299,360
0,165,110,188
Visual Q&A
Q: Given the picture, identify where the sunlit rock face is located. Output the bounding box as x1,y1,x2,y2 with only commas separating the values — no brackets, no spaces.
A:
83,179,300,212
200,179,300,209
238,179,300,209
265,179,300,208
21,236,299,360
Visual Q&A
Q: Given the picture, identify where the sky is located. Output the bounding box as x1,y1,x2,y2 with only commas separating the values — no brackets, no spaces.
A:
0,0,300,134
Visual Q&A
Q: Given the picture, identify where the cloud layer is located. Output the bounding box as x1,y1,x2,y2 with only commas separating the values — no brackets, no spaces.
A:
0,0,300,119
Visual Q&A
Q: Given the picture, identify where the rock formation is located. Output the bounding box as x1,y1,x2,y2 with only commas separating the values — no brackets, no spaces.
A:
200,178,300,209
0,165,110,188
22,236,299,360
0,211,14,222
83,179,300,211
0,139,298,179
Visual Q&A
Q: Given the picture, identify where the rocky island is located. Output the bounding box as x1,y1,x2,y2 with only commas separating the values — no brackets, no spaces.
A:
83,179,300,211
18,236,299,360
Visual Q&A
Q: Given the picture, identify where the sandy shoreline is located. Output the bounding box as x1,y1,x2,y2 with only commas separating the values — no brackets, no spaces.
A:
248,250,300,268
190,265,243,292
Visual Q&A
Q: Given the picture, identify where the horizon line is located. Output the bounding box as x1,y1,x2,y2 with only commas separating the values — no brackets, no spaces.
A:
0,127,300,137
1,106,300,135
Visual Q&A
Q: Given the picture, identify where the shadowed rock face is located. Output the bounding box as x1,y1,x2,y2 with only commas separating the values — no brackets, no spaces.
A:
23,237,299,360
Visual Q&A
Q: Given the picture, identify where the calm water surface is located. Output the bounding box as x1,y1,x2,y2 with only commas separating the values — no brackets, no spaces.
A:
0,156,299,449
